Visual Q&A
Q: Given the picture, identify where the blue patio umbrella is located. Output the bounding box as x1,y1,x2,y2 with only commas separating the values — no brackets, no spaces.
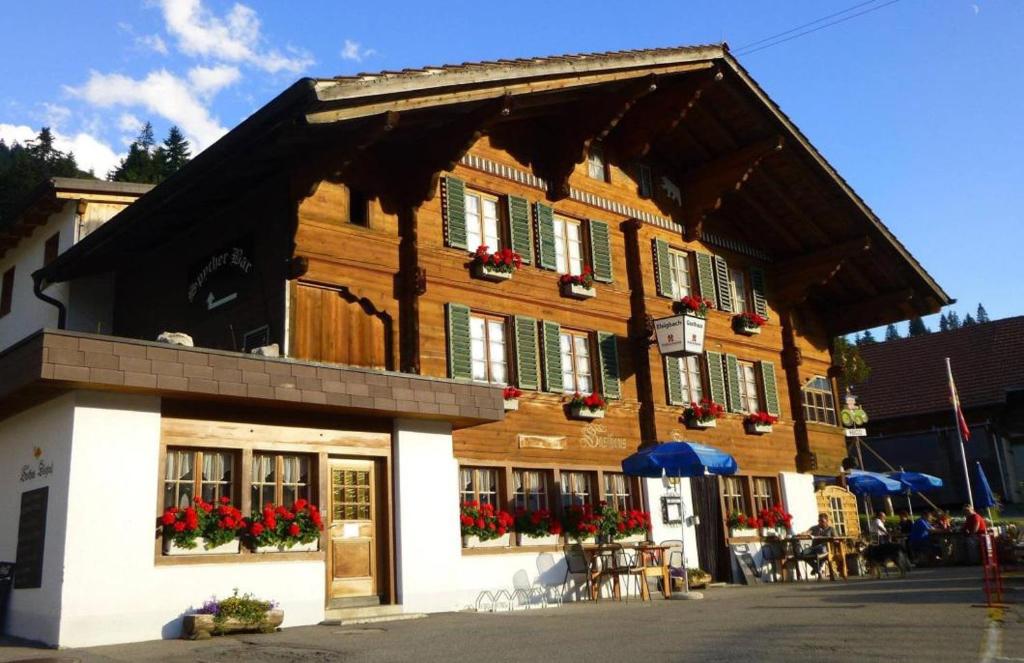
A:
847,470,904,497
887,471,944,493
621,441,738,599
974,462,997,510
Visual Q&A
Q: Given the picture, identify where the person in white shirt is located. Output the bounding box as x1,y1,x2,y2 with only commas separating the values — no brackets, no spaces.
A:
870,511,889,543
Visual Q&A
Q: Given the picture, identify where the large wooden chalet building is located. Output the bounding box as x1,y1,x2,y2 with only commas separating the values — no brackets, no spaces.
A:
0,45,948,646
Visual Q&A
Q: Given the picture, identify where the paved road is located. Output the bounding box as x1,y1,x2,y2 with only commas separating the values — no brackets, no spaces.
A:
2,567,1021,662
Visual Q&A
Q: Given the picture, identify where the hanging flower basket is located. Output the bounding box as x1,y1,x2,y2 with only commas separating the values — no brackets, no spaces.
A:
744,412,777,435
733,312,766,336
682,399,724,430
502,386,522,411
559,267,596,299
471,245,521,282
567,392,606,420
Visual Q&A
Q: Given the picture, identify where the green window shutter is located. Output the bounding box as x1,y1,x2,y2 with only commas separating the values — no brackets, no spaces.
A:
705,351,726,406
442,177,467,250
759,360,780,417
695,253,717,304
713,255,733,313
724,353,744,413
445,303,472,380
597,331,621,399
588,219,613,283
513,316,539,390
534,202,557,270
507,196,533,265
653,238,673,298
665,356,684,405
750,266,769,319
541,320,564,393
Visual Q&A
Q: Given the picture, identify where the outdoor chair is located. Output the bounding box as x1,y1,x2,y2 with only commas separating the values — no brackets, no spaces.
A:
511,570,548,609
760,540,785,582
536,553,564,606
561,544,598,601
660,539,684,593
794,540,832,581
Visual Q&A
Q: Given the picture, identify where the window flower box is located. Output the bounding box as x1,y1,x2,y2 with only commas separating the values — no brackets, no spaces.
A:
462,533,512,548
729,528,758,538
164,537,241,556
560,282,596,299
460,500,514,548
503,399,519,411
687,419,716,430
617,534,648,544
472,262,512,282
243,500,325,551
514,509,562,546
160,497,246,555
516,533,561,546
471,245,521,282
502,386,522,412
746,422,773,434
567,391,606,420
733,312,766,336
559,267,595,299
682,399,724,430
673,295,714,318
744,412,777,435
254,540,320,554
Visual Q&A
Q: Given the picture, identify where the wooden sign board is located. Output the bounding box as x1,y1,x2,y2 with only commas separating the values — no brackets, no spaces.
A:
653,315,706,356
15,487,48,589
730,544,760,585
518,435,566,450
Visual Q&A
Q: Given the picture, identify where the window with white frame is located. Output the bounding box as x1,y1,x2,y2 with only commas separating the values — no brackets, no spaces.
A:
802,376,837,425
587,144,608,181
668,248,693,299
163,448,236,509
603,473,635,511
553,215,584,276
560,471,594,507
672,354,704,404
513,469,550,511
469,313,507,384
459,466,500,507
737,361,761,413
559,329,593,394
464,188,501,251
730,268,749,313
752,477,777,514
722,476,748,516
828,495,848,536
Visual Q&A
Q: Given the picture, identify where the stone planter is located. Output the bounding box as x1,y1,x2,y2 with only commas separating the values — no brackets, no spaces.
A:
503,399,519,412
516,532,561,546
472,262,512,282
560,281,596,299
182,608,284,639
568,404,605,420
163,538,240,556
729,528,758,539
685,418,717,430
254,539,320,554
462,533,511,549
745,422,773,435
733,318,762,336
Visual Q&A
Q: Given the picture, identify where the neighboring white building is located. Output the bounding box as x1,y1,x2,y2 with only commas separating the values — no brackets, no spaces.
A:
0,178,151,352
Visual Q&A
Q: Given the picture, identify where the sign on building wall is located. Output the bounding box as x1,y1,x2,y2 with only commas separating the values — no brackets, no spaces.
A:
14,486,48,589
653,314,706,356
187,237,255,312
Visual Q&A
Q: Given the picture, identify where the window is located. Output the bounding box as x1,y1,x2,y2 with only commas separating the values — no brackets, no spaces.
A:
0,267,13,317
729,268,749,313
637,164,654,198
469,313,507,384
802,376,837,425
513,469,550,511
560,471,594,508
559,329,593,394
737,361,761,413
670,355,704,404
667,248,692,299
721,476,748,516
752,477,778,514
349,189,369,226
603,473,635,511
828,495,848,536
587,144,608,181
43,233,60,266
163,448,236,509
251,453,313,508
464,189,501,251
460,467,500,507
553,215,584,276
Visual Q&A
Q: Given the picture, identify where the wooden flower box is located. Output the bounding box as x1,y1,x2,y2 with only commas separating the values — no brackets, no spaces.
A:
733,318,762,336
503,399,519,412
516,533,561,546
163,538,240,556
729,528,758,539
568,404,605,420
685,418,717,430
745,422,773,435
182,608,284,639
462,533,512,549
254,540,320,554
472,262,512,282
560,282,596,299
617,534,648,544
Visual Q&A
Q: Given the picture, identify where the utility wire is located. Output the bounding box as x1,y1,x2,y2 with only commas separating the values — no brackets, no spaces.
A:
735,0,905,56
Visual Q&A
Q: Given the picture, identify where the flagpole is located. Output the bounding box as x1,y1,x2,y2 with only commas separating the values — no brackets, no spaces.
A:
947,357,974,509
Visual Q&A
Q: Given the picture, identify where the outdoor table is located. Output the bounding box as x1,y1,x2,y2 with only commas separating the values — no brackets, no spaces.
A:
579,543,671,600
788,536,851,581
929,531,968,565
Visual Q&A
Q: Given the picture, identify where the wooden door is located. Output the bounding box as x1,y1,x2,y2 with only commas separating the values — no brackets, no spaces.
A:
292,283,388,369
691,475,731,582
328,458,378,601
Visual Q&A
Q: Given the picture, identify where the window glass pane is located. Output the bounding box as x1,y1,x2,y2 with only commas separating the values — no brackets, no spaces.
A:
669,250,691,299
553,218,567,273
482,198,500,249
464,193,481,249
560,471,592,507
730,269,747,313
566,221,583,275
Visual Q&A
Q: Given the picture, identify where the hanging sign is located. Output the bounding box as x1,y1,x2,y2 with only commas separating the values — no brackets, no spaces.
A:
653,314,706,356
841,393,869,437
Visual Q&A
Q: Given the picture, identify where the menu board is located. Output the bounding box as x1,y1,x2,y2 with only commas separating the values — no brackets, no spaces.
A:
14,487,48,589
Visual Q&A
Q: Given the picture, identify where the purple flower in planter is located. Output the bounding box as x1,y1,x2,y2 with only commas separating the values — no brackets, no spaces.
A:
195,597,220,615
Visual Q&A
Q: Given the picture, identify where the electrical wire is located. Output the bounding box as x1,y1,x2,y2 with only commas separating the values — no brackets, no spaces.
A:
734,0,905,56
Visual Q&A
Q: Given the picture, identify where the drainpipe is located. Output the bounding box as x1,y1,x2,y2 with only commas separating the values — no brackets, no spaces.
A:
33,272,66,329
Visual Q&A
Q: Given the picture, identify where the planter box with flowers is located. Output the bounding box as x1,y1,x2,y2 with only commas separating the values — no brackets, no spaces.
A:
514,508,563,546
244,499,324,553
183,590,282,639
611,507,652,543
460,500,514,548
559,266,596,299
727,505,793,540
732,311,767,336
567,391,606,420
744,411,777,435
471,245,522,282
562,504,601,543
674,295,714,320
160,497,245,556
682,399,724,430
502,386,522,412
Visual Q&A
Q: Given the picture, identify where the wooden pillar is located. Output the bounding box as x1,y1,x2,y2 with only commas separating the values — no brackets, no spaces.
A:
622,219,658,446
397,203,423,374
781,308,815,472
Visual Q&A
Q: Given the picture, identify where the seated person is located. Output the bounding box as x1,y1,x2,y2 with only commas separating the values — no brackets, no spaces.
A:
962,504,987,536
798,513,836,575
897,510,913,536
870,511,889,543
909,510,940,562
934,512,952,532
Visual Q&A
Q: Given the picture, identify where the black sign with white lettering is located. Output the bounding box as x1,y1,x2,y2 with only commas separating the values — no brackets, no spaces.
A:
186,237,254,312
14,487,48,589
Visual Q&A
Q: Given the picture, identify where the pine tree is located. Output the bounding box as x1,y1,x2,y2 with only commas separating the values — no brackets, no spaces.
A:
884,324,900,341
963,313,976,326
833,336,871,394
907,317,930,336
939,313,949,332
157,126,191,180
0,127,90,224
109,122,162,183
858,329,877,345
977,303,990,323
948,311,961,329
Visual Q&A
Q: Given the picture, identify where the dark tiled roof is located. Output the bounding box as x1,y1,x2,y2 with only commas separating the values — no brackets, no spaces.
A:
857,317,1024,420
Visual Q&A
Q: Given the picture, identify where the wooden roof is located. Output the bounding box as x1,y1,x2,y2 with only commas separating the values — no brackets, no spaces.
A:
36,44,949,334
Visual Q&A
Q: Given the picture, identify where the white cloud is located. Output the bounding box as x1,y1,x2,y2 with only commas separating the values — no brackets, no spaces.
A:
40,103,71,127
118,113,143,133
0,123,122,176
158,0,313,74
68,69,228,150
137,34,169,55
188,65,241,99
340,39,376,63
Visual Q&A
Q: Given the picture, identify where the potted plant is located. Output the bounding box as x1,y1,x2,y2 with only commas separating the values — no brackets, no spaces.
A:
732,311,767,335
245,499,324,553
744,411,777,434
758,504,794,538
160,496,245,556
726,512,759,538
460,500,514,548
567,391,606,420
562,504,600,544
682,399,725,429
686,567,712,590
559,266,596,299
613,507,652,543
502,386,523,412
673,295,714,319
471,245,522,282
182,589,283,639
514,508,562,546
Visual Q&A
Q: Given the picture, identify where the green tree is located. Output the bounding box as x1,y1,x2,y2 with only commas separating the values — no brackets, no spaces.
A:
948,311,961,329
939,313,949,332
0,127,90,225
963,313,976,326
907,317,930,336
834,336,871,394
858,329,877,345
157,126,191,180
109,122,162,183
884,324,900,341
976,303,990,323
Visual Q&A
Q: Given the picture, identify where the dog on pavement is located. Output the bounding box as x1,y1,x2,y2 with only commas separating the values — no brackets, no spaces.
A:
863,542,912,579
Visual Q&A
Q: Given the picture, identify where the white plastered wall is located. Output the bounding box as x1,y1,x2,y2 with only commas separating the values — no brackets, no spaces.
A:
644,477,699,568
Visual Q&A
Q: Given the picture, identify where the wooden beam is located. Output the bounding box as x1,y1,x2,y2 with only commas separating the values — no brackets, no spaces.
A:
756,168,830,244
825,288,916,334
735,190,803,251
772,236,871,283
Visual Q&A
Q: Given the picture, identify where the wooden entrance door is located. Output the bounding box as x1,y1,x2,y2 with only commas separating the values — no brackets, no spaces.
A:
328,458,378,602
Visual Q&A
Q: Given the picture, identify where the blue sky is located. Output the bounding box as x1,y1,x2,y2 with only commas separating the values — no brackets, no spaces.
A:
2,0,1021,331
